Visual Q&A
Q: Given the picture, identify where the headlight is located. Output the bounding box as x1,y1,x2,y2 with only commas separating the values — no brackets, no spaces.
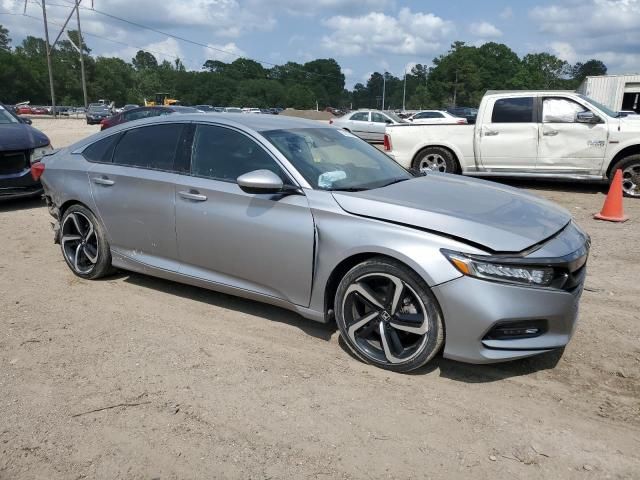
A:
30,144,53,164
442,250,555,287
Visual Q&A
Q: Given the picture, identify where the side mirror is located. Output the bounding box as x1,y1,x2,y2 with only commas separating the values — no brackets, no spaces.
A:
22,118,32,125
576,111,600,124
237,169,284,194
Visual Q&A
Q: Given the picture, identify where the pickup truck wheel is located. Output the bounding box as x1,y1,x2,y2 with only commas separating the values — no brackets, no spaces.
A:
611,154,640,198
412,147,458,174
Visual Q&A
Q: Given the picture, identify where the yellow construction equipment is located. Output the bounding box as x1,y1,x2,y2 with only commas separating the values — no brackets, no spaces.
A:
144,93,180,106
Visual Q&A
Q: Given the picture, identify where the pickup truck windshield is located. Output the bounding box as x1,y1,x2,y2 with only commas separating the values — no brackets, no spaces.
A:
262,127,412,191
578,94,617,118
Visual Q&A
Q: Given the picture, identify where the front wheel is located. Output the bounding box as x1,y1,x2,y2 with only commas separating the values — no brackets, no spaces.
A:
60,204,114,279
335,257,444,373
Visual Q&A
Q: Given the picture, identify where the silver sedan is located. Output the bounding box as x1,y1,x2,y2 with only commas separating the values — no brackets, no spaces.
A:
330,109,407,142
36,114,589,372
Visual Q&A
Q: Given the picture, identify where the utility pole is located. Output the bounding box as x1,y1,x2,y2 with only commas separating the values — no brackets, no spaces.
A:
402,68,407,112
75,0,88,109
381,72,386,111
41,0,57,118
452,68,458,108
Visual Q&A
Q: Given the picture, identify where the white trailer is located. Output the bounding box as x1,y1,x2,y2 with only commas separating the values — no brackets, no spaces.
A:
577,74,640,113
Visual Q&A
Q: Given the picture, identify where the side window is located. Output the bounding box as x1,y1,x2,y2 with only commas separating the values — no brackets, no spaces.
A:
371,112,388,123
543,98,588,123
82,134,120,163
431,112,445,118
491,97,534,123
350,112,369,121
191,125,286,182
112,124,184,171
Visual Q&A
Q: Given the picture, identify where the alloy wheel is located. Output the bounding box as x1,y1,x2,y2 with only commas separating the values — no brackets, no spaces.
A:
419,153,447,172
622,163,640,197
61,212,99,275
342,273,431,364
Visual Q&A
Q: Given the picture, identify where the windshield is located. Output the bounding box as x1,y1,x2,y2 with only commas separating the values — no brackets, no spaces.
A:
89,105,109,113
262,127,412,191
578,94,618,118
0,106,19,124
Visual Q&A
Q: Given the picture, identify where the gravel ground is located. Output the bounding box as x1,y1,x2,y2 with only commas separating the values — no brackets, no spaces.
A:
0,118,638,479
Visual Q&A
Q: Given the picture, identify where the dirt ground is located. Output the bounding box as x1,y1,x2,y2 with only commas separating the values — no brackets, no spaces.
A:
1,118,638,479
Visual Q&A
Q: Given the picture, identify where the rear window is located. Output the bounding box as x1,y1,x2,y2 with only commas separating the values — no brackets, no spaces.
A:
112,124,184,171
82,134,120,163
491,97,534,123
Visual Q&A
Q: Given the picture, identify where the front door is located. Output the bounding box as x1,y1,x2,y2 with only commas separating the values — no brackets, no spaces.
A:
478,96,538,171
174,123,315,306
88,123,187,269
537,97,608,173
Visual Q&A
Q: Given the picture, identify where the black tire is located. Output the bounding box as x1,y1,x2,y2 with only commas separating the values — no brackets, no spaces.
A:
60,204,114,279
335,257,444,373
412,146,459,174
610,154,640,198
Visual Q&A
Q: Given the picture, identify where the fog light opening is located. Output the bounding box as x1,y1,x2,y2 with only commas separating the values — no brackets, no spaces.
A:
484,320,547,341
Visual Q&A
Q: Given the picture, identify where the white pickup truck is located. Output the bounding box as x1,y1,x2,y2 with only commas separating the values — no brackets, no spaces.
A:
383,91,640,197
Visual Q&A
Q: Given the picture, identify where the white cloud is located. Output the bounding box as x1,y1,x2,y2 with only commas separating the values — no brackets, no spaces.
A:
321,8,453,56
257,0,391,16
529,0,640,73
499,6,514,19
203,42,246,62
469,21,502,38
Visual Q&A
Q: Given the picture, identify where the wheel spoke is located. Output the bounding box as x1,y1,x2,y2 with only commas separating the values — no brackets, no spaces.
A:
346,282,385,310
83,244,98,264
390,313,428,335
68,213,84,236
74,244,83,271
348,311,380,344
84,222,95,242
379,322,403,364
61,234,82,246
389,276,405,314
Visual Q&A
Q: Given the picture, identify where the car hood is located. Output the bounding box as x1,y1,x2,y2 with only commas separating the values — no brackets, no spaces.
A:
331,174,572,253
0,124,50,151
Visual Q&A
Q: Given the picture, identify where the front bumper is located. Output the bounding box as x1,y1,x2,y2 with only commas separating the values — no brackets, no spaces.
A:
0,168,42,199
433,275,584,363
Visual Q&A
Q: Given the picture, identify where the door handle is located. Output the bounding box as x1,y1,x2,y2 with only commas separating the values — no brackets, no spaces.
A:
484,129,499,136
92,177,115,186
178,190,207,202
543,129,559,136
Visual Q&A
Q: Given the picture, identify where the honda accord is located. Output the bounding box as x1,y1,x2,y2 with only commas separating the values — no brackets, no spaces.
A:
37,114,589,372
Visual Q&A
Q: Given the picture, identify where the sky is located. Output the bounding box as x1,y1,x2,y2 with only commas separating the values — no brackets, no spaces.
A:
1,0,639,88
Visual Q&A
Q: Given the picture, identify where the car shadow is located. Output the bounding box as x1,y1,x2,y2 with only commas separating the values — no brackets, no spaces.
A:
0,196,44,212
338,335,564,382
117,271,336,342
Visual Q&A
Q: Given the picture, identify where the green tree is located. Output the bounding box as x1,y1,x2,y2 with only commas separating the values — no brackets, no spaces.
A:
0,24,11,52
512,53,572,89
572,59,607,82
132,50,158,71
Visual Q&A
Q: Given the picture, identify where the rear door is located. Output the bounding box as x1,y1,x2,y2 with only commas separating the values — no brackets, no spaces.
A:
347,111,372,140
537,96,608,173
87,122,188,269
370,112,391,141
174,123,315,306
478,96,538,171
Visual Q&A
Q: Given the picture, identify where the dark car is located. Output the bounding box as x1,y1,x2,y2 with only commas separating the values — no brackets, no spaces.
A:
0,102,52,199
100,105,202,130
86,103,112,125
445,106,478,124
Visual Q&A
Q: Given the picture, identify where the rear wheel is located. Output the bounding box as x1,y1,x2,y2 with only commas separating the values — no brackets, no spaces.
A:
611,154,640,198
412,146,458,174
60,204,114,279
335,257,444,373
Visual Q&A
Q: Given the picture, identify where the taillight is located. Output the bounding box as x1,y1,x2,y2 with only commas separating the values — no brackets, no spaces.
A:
383,134,392,151
457,119,466,125
31,161,45,181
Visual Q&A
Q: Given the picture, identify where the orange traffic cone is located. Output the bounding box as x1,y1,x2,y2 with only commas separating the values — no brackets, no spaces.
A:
594,169,628,222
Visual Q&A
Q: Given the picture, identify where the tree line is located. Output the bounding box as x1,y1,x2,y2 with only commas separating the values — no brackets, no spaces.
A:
0,24,607,110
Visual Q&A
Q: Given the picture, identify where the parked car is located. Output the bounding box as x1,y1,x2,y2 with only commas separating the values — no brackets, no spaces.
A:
31,106,48,115
223,107,243,113
385,90,640,197
86,103,112,125
330,109,408,142
16,105,33,115
407,110,467,125
196,105,216,112
446,106,478,124
38,113,589,372
0,101,52,199
100,105,202,130
122,104,139,111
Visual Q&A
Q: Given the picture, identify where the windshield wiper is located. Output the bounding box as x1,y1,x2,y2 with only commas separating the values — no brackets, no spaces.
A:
326,187,369,192
377,178,411,188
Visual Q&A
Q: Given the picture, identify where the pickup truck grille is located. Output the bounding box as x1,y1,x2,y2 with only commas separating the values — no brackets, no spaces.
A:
0,150,29,175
